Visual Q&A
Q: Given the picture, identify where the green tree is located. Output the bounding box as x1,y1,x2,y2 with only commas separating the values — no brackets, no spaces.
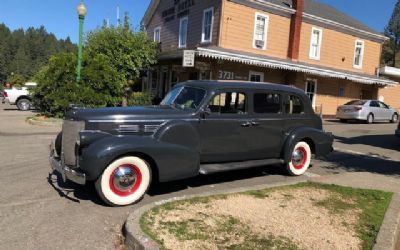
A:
383,1,400,66
7,73,26,87
84,14,157,106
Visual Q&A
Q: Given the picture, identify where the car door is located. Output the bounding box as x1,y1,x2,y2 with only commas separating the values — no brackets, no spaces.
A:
369,101,381,120
196,90,252,163
378,101,392,120
245,90,284,159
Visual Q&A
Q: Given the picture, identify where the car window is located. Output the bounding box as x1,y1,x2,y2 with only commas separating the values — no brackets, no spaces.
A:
253,93,281,114
209,92,246,114
369,101,379,107
345,100,366,106
378,102,389,109
285,95,304,114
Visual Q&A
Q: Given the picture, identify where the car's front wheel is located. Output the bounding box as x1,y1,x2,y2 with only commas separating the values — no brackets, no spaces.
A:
95,156,151,206
17,98,31,111
286,141,311,176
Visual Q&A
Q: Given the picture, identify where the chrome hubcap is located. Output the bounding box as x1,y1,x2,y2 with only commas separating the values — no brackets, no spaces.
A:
292,149,305,166
112,166,137,192
20,102,29,110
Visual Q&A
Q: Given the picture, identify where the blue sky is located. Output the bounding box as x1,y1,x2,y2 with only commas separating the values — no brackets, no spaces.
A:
0,0,396,43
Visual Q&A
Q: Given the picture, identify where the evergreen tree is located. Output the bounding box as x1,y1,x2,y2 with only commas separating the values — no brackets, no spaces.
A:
383,1,400,67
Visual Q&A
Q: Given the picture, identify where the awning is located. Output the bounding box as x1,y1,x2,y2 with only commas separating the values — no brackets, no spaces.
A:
196,46,397,86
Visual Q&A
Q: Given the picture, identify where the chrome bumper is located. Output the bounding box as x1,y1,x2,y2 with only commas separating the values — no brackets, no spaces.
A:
49,148,86,185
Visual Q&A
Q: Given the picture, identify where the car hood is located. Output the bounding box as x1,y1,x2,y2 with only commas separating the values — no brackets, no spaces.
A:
65,105,194,122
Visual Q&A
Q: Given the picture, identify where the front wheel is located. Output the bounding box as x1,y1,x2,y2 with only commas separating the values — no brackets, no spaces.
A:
17,98,31,111
286,141,311,176
95,156,151,206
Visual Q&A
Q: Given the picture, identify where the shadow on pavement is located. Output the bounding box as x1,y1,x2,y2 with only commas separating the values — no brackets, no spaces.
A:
321,151,400,177
334,134,400,151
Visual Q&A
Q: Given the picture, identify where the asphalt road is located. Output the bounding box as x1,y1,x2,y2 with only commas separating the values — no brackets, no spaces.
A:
0,103,398,250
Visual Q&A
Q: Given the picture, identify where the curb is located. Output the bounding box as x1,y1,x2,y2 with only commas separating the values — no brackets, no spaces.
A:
124,178,308,250
373,193,400,250
26,117,62,127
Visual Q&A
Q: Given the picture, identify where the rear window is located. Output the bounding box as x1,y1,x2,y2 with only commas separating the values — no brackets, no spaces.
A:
285,95,304,114
344,100,366,106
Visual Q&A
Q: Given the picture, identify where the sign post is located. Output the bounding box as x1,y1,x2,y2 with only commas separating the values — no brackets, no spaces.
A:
183,50,195,67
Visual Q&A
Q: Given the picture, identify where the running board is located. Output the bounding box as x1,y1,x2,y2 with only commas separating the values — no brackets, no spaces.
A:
199,158,284,175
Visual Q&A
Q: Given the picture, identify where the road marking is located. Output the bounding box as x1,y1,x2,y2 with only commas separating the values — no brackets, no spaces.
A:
333,147,399,162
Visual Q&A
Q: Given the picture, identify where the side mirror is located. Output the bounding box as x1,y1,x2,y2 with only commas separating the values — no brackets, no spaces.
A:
200,107,211,119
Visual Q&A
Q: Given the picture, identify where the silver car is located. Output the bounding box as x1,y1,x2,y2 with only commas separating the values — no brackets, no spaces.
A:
336,100,399,124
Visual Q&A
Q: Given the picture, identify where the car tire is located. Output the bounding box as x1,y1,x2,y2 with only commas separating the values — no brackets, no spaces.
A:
366,114,374,124
95,156,151,206
286,141,312,176
16,98,31,111
339,119,347,123
391,113,398,123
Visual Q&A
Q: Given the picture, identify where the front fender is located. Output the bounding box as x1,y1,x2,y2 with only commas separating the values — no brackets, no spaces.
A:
282,126,333,163
79,135,199,182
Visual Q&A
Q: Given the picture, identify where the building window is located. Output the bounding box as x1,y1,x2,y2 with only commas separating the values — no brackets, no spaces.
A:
309,28,322,60
353,40,364,68
179,16,188,48
249,71,264,82
305,79,317,107
153,27,161,43
202,7,214,43
253,13,269,50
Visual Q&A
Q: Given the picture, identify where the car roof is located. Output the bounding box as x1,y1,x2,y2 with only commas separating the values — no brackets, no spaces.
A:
178,80,306,96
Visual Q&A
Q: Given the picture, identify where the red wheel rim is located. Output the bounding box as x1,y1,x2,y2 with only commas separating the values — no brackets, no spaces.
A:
292,147,307,170
109,164,142,197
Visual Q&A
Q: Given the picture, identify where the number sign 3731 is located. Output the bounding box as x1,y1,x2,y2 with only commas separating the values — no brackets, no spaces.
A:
218,70,235,80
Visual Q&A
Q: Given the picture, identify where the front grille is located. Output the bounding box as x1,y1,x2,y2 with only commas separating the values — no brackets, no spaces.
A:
62,120,85,166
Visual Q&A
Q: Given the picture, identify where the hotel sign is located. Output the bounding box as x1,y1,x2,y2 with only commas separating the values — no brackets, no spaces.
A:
162,0,195,23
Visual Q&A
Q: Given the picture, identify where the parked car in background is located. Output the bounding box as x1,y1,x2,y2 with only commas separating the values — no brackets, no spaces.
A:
50,80,333,206
336,100,398,124
3,82,37,111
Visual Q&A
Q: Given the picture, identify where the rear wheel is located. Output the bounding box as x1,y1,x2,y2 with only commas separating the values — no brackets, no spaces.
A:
286,141,311,176
95,156,151,206
339,119,347,123
366,113,374,124
391,113,398,123
17,98,31,111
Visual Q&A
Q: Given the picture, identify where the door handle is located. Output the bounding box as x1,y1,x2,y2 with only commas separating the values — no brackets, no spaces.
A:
241,121,251,127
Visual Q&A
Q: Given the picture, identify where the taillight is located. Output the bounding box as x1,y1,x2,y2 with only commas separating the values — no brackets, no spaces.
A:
3,91,7,97
354,106,362,111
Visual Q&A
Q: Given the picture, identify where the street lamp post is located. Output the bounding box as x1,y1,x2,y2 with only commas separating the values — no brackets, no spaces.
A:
76,1,87,83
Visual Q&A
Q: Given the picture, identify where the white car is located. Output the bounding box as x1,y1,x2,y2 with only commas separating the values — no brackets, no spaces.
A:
336,100,399,124
3,82,37,111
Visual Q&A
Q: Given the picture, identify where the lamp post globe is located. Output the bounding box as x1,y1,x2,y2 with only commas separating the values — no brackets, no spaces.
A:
76,1,87,83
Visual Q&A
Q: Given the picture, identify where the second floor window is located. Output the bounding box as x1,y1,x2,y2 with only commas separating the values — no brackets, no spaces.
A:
353,40,364,68
202,7,214,43
253,13,269,50
309,28,322,60
179,16,188,48
153,27,161,43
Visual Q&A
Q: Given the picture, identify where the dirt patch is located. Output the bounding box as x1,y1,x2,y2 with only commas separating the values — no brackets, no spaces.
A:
144,186,363,250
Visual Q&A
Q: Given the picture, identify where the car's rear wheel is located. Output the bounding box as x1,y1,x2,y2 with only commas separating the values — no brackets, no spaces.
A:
95,156,151,206
286,141,311,176
17,98,31,111
366,113,374,124
339,119,347,123
391,113,398,123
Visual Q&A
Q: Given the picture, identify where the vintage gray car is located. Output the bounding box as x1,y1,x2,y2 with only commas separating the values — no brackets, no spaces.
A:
50,81,333,206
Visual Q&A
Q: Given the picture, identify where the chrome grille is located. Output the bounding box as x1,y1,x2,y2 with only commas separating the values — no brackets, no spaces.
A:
62,120,85,166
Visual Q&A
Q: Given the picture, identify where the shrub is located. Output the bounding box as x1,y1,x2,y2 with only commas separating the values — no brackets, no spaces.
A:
128,92,154,106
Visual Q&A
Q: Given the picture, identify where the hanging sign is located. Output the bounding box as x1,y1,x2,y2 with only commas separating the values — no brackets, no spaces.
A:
182,50,195,67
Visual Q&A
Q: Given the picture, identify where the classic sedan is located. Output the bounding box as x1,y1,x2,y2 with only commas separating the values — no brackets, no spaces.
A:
336,100,398,124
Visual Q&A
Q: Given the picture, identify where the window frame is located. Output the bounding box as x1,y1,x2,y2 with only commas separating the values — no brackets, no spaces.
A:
153,26,161,43
178,16,189,48
207,90,248,116
201,7,214,43
309,27,323,60
353,40,365,69
305,79,317,108
249,71,265,82
252,12,269,50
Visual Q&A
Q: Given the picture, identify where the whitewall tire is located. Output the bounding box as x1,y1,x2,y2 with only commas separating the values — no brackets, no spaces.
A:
286,141,311,176
95,156,151,206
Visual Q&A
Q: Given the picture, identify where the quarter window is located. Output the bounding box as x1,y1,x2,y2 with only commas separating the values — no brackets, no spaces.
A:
179,16,188,48
353,40,364,68
153,27,161,43
285,95,304,114
209,92,246,114
253,93,281,114
253,13,269,50
202,7,214,43
309,28,322,60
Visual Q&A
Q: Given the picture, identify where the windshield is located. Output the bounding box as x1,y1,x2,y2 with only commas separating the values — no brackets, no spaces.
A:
161,86,206,110
344,100,366,106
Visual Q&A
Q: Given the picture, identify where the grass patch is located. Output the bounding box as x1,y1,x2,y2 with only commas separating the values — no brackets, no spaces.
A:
141,182,392,250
